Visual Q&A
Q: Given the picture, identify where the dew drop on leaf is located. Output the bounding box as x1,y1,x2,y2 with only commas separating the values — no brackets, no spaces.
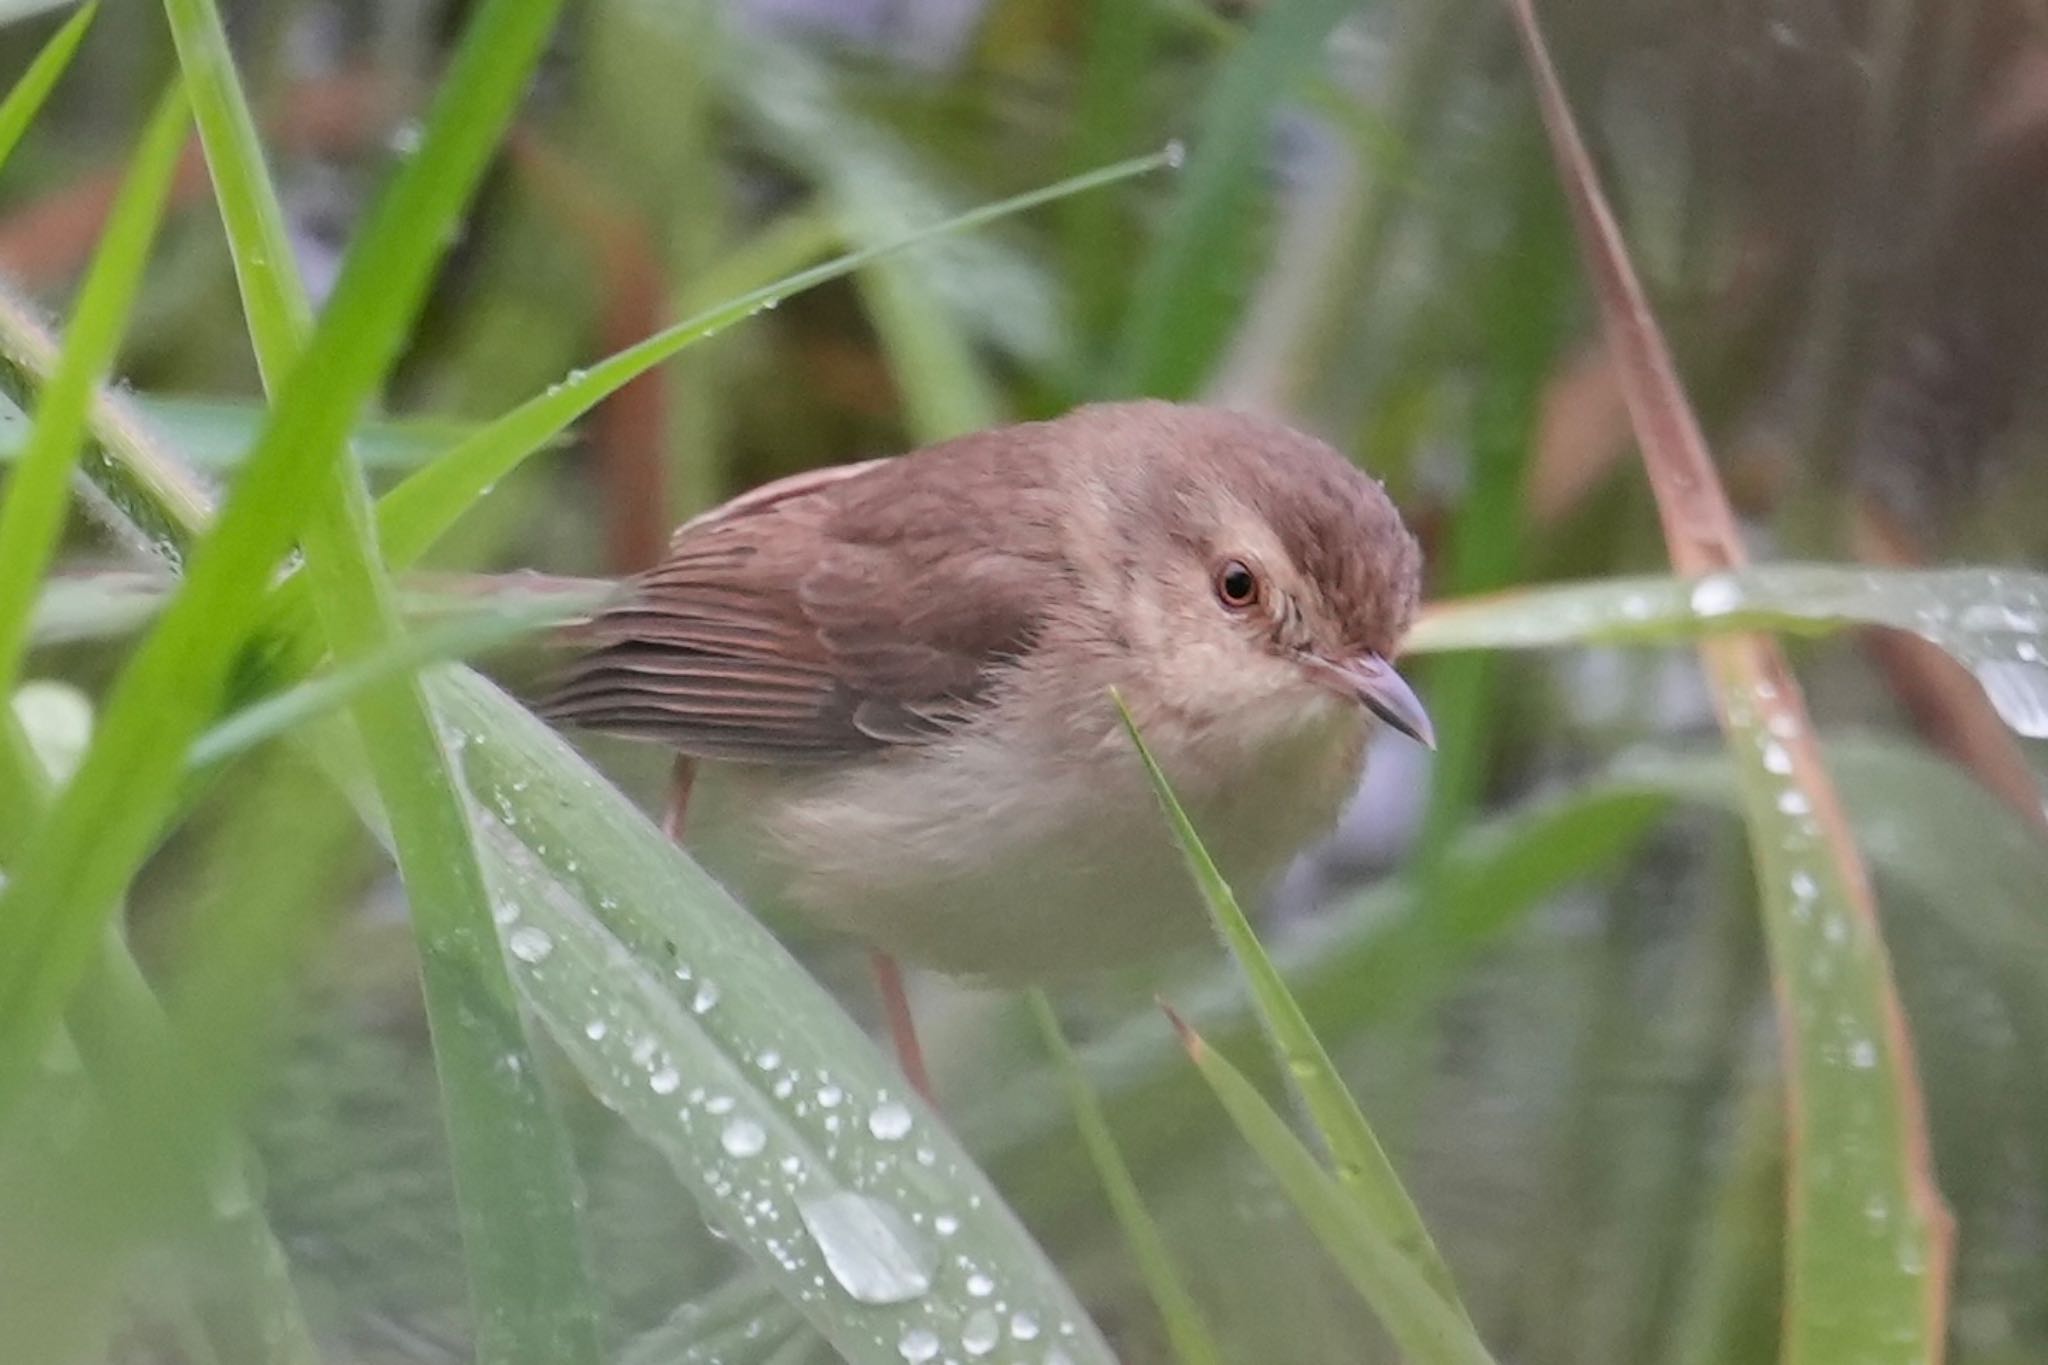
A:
721,1118,766,1158
962,1309,1000,1357
867,1101,913,1141
507,926,553,963
796,1191,935,1305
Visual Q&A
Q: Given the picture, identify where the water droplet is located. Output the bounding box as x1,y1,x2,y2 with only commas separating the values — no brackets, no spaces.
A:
1011,1311,1040,1341
1957,602,2044,634
818,1084,844,1108
1849,1038,1877,1069
507,926,553,963
706,1094,735,1115
388,121,423,155
583,1019,608,1042
868,1101,913,1141
650,1067,680,1095
721,1118,766,1157
1777,789,1812,817
1790,870,1818,900
797,1191,935,1305
966,1272,994,1298
962,1308,1000,1356
1689,573,1742,619
1761,741,1792,775
1162,138,1187,169
933,1214,959,1237
1972,660,2048,738
756,1049,781,1071
630,1036,658,1067
897,1327,940,1363
692,981,721,1013
492,900,520,926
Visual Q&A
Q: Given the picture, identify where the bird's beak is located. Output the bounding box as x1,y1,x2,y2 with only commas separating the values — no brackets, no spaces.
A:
1320,652,1435,750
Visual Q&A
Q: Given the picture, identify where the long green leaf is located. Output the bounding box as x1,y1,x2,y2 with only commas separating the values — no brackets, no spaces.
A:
429,668,1118,1365
1113,693,1475,1323
0,2,95,171
1167,1010,1499,1365
187,589,597,770
0,391,502,471
1030,991,1225,1365
1409,565,2048,739
0,82,186,703
0,0,564,1117
162,1,603,1361
372,146,1176,575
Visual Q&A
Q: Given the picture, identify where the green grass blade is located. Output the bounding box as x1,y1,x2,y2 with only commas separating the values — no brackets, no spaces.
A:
0,81,185,703
1165,1009,1499,1365
1110,0,1354,397
163,1,605,1360
0,391,504,471
1409,564,2048,740
1112,692,1476,1323
1029,991,1226,1365
160,0,309,390
187,588,597,770
372,146,1175,573
0,2,94,171
0,0,563,1118
425,668,1119,1364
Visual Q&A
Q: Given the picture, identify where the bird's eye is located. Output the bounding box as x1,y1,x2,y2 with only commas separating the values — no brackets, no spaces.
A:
1214,559,1259,608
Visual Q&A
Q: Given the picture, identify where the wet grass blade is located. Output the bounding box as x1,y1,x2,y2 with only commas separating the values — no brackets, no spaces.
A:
1029,990,1226,1365
428,668,1118,1365
1113,693,1477,1326
161,1,604,1361
187,589,597,771
1164,1009,1498,1365
0,82,185,704
1503,1,1953,1355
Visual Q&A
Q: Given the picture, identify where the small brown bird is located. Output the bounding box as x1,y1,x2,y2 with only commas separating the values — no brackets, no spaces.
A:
541,400,1430,981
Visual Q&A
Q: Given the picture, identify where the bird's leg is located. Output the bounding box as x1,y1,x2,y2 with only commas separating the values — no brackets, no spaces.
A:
664,754,933,1101
662,754,697,842
869,950,933,1102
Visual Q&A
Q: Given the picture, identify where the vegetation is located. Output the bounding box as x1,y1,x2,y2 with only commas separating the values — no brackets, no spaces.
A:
0,2,2042,1362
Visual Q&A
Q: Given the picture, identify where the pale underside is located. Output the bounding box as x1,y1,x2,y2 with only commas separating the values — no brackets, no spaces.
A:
681,693,1374,980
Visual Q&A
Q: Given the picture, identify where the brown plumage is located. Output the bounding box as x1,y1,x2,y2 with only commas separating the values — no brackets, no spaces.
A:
539,400,1427,977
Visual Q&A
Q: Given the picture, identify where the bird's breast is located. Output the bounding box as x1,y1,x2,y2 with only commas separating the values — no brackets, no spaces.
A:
686,698,1373,979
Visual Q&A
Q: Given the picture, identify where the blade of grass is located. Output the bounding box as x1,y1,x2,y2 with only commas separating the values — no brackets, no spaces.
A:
370,145,1176,575
0,393,511,472
0,2,95,171
0,0,565,1122
0,81,186,705
1164,1008,1498,1365
162,2,604,1362
1112,691,1476,1326
425,667,1120,1364
1503,2,1953,1356
1029,990,1226,1365
1111,0,1354,398
187,588,599,771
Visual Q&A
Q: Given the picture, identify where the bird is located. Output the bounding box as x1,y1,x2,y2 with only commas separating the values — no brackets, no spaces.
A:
539,399,1431,984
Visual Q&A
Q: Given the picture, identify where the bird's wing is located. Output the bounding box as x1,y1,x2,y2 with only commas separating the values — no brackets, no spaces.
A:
537,442,1062,763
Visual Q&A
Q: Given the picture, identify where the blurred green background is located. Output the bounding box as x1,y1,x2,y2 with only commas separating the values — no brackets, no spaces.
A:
3,1,2046,1362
